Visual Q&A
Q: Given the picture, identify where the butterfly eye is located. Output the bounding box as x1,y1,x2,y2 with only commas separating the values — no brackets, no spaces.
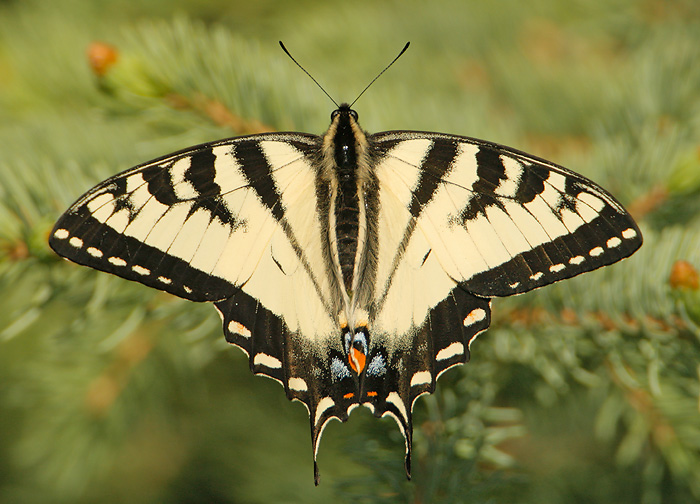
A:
349,109,358,121
331,109,340,120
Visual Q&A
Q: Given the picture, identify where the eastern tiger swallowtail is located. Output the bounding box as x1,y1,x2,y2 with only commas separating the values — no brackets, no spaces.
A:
49,43,642,484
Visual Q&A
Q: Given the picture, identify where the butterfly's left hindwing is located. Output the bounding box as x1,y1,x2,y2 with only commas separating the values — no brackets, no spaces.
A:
215,291,362,484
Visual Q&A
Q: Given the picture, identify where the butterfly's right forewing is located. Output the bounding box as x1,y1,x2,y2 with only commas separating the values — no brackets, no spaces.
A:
371,131,642,301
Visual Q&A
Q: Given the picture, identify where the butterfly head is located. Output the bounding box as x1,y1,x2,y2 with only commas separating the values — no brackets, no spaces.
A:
331,103,358,123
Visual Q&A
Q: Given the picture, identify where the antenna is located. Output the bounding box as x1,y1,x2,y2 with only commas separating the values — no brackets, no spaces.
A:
279,41,338,108
279,41,410,108
350,42,409,107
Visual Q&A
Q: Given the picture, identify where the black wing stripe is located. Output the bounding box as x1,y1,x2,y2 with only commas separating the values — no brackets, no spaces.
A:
373,139,457,309
460,146,508,220
142,163,183,206
233,142,286,222
408,140,458,217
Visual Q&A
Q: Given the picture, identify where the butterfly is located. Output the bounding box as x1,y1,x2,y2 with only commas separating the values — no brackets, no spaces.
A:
49,42,642,484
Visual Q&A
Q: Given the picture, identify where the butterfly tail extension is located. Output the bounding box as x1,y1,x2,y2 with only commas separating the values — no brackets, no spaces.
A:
308,370,360,486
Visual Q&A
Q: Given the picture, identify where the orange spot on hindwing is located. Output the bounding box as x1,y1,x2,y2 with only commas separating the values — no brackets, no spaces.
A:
348,347,366,374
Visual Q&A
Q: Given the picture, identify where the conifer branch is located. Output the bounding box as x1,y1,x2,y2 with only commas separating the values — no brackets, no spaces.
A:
165,92,275,134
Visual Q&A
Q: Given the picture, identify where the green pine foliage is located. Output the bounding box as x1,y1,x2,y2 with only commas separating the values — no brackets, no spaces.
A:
1,0,700,502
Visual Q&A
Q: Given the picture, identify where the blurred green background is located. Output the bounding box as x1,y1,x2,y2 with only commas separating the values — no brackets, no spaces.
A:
1,0,700,502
